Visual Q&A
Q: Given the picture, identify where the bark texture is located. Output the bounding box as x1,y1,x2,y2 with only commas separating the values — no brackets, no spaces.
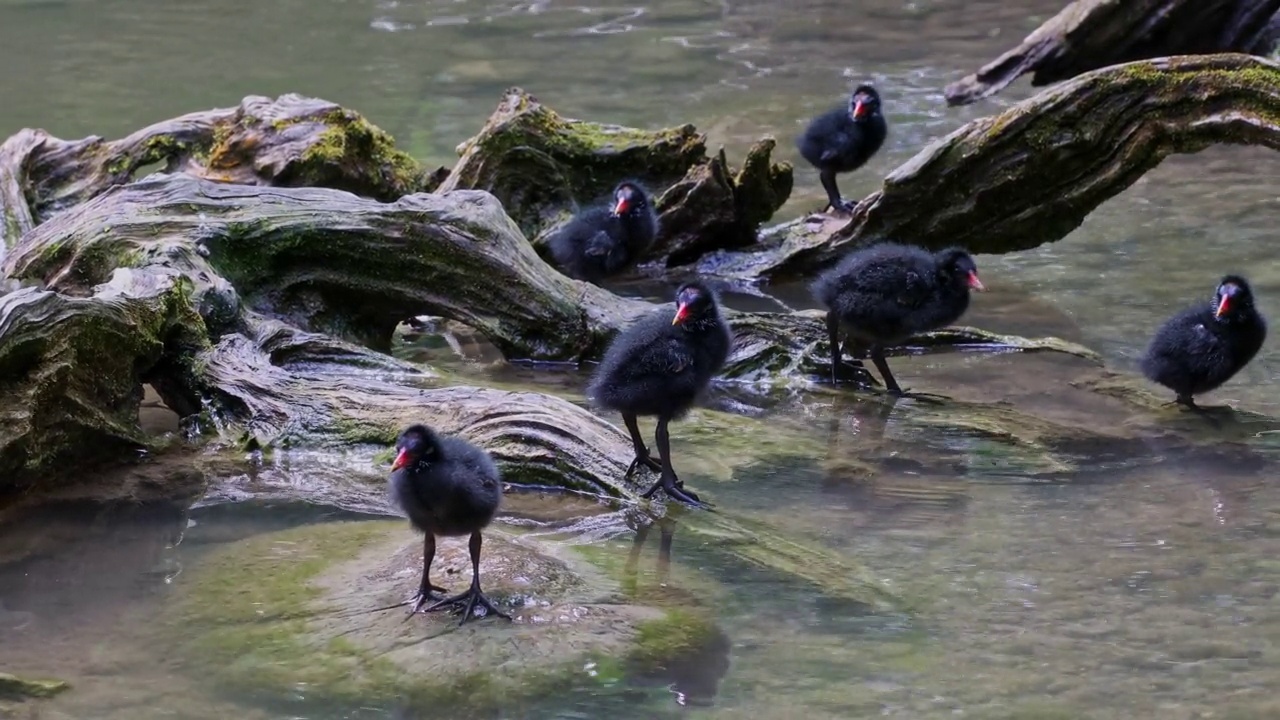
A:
438,88,794,268
944,0,1280,106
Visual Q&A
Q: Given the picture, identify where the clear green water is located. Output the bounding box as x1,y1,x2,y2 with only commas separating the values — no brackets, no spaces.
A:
5,0,1280,718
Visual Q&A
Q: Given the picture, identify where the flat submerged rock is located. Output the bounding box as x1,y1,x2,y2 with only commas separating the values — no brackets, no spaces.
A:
163,519,722,716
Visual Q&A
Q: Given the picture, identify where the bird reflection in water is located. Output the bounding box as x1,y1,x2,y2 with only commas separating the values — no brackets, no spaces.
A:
821,393,971,531
622,509,732,708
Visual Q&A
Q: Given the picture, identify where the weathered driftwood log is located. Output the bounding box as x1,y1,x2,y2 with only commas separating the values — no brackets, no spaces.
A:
0,93,428,255
0,271,206,492
197,326,638,497
3,175,1096,376
945,0,1280,106
710,54,1280,283
3,174,638,357
0,265,639,496
438,88,793,267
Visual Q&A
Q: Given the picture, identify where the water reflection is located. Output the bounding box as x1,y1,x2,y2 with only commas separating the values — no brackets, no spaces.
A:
9,0,1280,717
621,510,731,708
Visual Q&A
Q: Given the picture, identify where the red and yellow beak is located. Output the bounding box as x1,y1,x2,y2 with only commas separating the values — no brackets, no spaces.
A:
391,448,410,471
612,197,630,216
672,302,691,325
851,99,868,120
967,271,987,292
1215,295,1232,318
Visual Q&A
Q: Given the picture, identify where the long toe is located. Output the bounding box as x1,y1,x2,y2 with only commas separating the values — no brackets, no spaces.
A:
424,588,471,613
660,477,712,510
430,589,512,626
624,454,663,480
670,486,711,509
408,587,448,614
898,389,949,404
464,589,512,625
425,587,511,625
832,360,876,386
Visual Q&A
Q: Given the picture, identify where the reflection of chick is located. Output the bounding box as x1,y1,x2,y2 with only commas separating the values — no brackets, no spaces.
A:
620,512,731,708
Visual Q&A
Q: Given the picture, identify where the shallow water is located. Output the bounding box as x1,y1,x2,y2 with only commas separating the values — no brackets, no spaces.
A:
5,0,1280,718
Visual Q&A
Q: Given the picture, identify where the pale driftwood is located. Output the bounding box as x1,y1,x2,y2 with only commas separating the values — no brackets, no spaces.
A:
0,93,428,252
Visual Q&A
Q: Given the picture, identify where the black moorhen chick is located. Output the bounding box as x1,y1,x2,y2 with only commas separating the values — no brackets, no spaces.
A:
797,84,887,213
548,181,659,283
389,423,510,625
812,243,986,396
1140,275,1266,408
588,282,733,508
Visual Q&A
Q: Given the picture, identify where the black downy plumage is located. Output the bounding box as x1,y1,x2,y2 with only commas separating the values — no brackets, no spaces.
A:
389,424,510,625
812,243,986,396
797,84,888,213
1141,275,1267,408
548,181,659,283
588,282,733,508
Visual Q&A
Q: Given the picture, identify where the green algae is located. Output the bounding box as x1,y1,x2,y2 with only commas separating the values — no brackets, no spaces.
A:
0,673,70,700
163,520,732,717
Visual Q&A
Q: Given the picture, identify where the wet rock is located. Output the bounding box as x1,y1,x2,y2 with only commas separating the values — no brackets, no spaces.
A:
162,520,727,717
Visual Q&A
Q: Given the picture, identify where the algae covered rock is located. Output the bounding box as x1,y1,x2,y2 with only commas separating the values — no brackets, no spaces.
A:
164,520,726,717
0,673,69,700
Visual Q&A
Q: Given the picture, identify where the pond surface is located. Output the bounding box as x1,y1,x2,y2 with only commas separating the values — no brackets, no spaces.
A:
4,0,1280,718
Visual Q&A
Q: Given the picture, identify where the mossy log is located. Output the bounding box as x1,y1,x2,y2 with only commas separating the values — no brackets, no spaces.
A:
3,174,1095,377
0,93,428,254
438,87,793,267
0,271,207,493
3,174,638,357
944,0,1280,106
716,54,1280,283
